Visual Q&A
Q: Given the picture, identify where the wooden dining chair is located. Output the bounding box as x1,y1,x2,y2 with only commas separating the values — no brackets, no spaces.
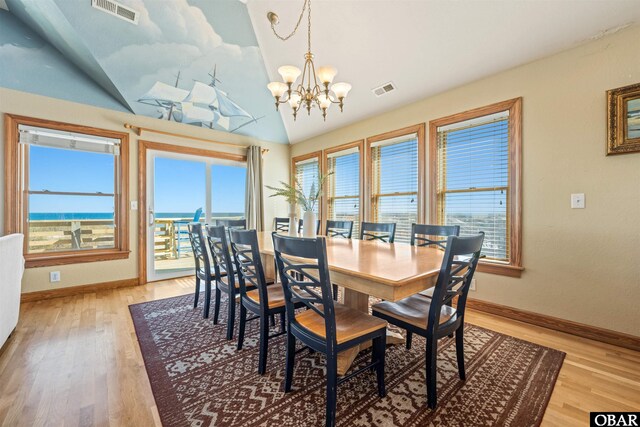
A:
360,221,396,243
371,232,485,409
411,224,461,306
230,229,298,374
187,222,216,318
297,219,321,234
324,220,354,300
272,233,387,427
325,220,354,239
215,219,247,229
205,225,250,340
411,224,460,248
274,217,290,232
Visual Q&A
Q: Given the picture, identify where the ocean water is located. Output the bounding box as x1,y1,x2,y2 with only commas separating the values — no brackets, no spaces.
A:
29,212,243,220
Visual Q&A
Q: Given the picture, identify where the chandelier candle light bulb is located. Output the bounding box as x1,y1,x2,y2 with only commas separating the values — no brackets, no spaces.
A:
266,0,350,121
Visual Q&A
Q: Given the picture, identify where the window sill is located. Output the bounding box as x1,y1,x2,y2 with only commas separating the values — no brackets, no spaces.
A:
477,261,524,278
25,249,130,268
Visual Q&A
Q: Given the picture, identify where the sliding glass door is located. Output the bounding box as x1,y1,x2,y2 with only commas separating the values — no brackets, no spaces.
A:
146,150,245,282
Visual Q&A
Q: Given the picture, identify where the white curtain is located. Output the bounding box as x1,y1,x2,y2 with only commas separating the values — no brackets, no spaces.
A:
245,146,264,231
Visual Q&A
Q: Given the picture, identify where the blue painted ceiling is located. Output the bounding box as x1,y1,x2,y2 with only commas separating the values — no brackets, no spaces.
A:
0,0,289,143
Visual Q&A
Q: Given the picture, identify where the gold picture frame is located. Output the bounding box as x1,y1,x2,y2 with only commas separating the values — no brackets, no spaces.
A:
607,82,640,155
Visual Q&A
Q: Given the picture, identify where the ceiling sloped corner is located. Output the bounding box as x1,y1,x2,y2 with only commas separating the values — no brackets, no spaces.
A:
5,0,135,112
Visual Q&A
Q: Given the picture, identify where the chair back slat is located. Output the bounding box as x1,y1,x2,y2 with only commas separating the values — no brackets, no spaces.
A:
272,233,337,345
192,208,203,222
274,217,290,232
325,220,353,239
229,229,269,302
215,219,246,229
188,222,210,277
205,225,235,290
428,232,485,330
360,222,396,243
411,224,460,249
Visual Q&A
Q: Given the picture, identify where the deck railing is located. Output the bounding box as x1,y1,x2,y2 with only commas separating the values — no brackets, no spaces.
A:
27,216,243,257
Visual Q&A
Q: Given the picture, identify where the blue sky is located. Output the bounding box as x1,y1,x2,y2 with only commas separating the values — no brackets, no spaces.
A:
29,146,245,214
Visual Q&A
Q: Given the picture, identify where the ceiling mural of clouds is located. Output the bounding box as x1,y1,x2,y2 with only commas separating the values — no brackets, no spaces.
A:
1,0,289,143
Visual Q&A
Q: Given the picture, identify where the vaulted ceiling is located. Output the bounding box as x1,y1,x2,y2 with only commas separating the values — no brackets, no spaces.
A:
1,0,639,144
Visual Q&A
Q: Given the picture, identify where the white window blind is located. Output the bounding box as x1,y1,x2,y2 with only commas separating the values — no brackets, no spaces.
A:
370,134,418,243
436,111,509,261
294,157,320,215
326,147,360,237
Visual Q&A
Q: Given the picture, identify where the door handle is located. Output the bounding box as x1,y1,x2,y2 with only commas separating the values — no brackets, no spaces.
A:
149,210,154,226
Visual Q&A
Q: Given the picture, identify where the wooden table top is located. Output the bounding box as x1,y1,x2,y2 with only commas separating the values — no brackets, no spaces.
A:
256,231,444,289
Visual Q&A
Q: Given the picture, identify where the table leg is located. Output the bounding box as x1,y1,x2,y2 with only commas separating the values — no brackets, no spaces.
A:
337,289,403,376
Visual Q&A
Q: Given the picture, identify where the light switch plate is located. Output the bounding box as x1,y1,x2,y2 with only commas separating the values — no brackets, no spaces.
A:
571,193,585,209
130,201,138,210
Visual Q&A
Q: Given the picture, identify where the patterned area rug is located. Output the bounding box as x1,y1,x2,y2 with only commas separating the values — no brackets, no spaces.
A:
130,293,565,427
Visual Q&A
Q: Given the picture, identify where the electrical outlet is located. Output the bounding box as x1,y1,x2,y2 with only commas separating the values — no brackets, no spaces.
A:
571,193,585,209
470,279,476,291
50,271,61,283
130,201,138,210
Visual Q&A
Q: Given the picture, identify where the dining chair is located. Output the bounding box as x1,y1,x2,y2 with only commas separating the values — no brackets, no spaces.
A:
411,224,460,248
272,233,387,427
297,219,321,234
325,220,354,300
360,221,396,243
215,219,247,229
205,225,249,339
408,224,462,347
187,222,215,318
371,232,485,409
274,217,290,232
230,229,299,374
325,220,354,239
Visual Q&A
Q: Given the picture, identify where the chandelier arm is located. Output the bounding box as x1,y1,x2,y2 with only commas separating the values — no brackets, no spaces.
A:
270,0,308,41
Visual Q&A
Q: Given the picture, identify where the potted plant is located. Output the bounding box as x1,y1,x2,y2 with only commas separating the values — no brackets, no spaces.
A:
266,173,331,237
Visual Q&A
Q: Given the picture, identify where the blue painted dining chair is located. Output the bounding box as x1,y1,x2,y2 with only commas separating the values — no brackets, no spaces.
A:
174,208,202,257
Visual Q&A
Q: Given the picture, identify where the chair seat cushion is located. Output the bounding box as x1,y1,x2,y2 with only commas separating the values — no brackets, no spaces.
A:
245,284,286,309
372,294,456,329
295,303,387,345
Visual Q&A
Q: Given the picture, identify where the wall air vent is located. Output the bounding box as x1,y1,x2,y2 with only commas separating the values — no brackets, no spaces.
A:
91,0,139,25
372,82,396,97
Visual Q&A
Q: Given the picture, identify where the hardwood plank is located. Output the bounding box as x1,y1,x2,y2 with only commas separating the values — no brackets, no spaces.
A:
0,278,638,426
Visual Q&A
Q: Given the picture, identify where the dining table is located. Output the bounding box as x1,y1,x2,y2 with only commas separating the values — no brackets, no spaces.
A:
256,231,445,376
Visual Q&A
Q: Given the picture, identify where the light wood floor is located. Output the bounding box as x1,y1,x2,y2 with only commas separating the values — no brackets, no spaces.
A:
0,277,638,426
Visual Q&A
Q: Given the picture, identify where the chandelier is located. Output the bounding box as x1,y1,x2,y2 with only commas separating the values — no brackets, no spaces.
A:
266,0,351,121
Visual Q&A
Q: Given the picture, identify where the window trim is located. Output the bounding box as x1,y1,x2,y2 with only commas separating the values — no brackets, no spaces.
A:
365,123,426,227
322,140,364,234
429,98,523,277
4,114,130,268
291,150,323,230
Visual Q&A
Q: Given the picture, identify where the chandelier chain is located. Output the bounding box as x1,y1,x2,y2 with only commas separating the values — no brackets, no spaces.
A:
270,0,309,44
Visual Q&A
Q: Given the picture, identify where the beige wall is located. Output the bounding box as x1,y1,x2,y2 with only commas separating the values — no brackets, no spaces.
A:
0,88,291,293
291,25,640,336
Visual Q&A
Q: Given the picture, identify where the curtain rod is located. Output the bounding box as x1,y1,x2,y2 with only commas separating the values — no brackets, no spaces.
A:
124,123,269,153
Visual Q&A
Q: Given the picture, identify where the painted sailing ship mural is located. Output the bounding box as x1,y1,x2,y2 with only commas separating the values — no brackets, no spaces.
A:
138,66,262,133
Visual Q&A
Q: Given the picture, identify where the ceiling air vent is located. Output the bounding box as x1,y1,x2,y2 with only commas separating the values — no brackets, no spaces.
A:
372,82,396,97
91,0,139,25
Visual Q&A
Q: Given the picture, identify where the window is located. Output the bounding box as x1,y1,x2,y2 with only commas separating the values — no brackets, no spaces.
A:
292,152,322,217
4,115,129,267
430,98,522,276
324,141,363,237
211,163,246,221
367,124,425,243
